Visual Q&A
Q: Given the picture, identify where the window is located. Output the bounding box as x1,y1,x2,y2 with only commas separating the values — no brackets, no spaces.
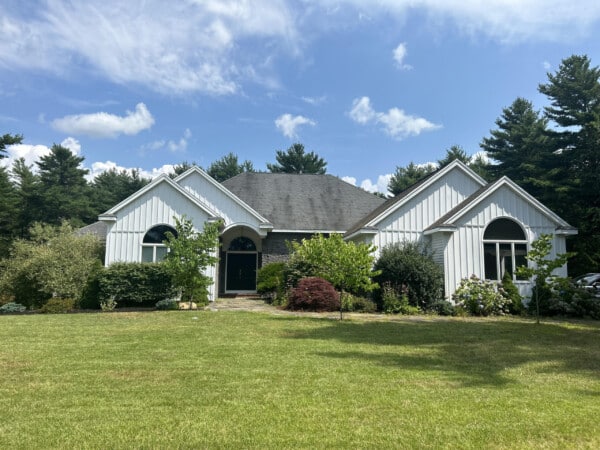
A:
483,218,527,282
228,236,256,252
142,225,177,263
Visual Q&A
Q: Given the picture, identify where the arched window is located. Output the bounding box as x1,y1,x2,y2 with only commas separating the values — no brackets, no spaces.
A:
483,218,527,282
228,236,256,252
142,225,177,262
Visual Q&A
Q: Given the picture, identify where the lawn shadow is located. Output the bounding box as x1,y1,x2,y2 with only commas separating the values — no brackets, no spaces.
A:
278,316,600,387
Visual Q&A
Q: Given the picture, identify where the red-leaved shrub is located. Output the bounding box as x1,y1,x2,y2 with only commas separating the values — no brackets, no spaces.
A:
287,277,340,311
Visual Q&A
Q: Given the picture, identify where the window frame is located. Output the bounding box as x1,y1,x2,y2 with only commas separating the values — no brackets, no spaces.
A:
482,218,528,283
141,224,177,263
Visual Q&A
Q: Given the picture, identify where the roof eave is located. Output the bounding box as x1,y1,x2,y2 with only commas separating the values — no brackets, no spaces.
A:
423,225,457,235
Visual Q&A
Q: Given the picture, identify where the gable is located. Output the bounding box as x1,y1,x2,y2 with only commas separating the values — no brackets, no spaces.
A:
345,160,486,238
175,167,272,232
425,177,576,235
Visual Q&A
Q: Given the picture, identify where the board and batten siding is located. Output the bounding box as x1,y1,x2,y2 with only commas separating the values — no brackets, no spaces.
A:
442,185,567,299
370,167,482,259
105,182,213,264
178,172,265,230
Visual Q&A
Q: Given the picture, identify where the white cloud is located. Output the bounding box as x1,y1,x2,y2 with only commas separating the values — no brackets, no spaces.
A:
88,160,175,181
349,96,441,139
51,103,155,138
393,42,411,70
313,0,600,43
302,95,327,105
360,174,392,195
342,176,357,186
349,97,377,124
543,61,552,70
275,113,316,138
0,0,298,95
141,129,192,154
0,137,81,171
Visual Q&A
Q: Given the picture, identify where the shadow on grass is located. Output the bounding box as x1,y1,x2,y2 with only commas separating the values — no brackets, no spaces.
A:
278,317,600,387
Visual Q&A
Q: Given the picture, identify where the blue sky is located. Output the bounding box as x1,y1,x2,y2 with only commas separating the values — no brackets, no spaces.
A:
2,0,600,194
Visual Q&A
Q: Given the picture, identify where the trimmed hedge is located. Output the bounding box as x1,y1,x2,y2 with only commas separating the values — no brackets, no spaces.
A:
97,263,177,307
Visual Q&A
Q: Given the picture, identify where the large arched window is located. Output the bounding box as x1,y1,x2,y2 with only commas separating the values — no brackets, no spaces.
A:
483,218,528,282
142,225,177,263
228,236,256,252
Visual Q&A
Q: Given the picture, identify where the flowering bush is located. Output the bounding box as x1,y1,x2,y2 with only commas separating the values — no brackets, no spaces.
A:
453,275,511,316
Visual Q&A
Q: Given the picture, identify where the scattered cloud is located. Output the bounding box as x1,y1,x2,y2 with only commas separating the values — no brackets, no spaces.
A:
543,60,552,70
393,42,411,70
0,0,299,96
51,103,155,138
60,137,82,155
342,174,391,195
360,174,392,195
302,95,327,105
349,96,441,139
141,128,192,154
88,160,174,181
275,113,316,138
0,137,81,171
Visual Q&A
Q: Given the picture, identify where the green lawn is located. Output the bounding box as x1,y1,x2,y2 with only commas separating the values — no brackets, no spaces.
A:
1,310,599,449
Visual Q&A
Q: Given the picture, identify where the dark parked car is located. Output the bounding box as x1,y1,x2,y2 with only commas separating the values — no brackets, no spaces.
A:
573,273,600,297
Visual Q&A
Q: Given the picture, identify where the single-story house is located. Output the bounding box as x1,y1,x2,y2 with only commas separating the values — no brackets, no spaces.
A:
93,160,576,301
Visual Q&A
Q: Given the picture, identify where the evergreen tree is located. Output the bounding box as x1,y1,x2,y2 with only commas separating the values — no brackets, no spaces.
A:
388,162,436,196
207,152,254,182
11,158,43,238
0,166,18,255
0,133,23,158
170,161,197,178
437,145,471,167
480,98,556,202
91,168,149,214
36,144,93,226
538,54,600,273
267,143,327,174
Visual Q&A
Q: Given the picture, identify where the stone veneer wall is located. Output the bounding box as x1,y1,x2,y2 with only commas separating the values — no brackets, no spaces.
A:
261,232,317,265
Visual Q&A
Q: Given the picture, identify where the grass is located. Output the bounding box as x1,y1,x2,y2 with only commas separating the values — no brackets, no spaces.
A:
1,310,600,449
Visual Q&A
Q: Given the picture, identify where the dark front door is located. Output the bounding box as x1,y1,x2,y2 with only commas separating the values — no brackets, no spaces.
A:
226,253,257,291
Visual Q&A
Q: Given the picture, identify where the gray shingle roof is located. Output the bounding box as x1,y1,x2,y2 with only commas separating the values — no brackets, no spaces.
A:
76,220,108,242
222,173,385,231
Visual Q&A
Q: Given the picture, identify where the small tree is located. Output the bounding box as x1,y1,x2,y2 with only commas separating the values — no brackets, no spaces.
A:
287,234,380,319
516,234,574,324
163,216,221,307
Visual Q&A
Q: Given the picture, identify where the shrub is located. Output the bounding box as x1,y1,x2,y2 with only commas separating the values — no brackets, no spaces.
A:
499,271,524,315
341,293,377,313
0,302,27,314
40,298,76,314
100,297,117,312
374,242,444,310
257,262,286,304
79,261,103,309
544,277,600,319
429,300,456,316
98,263,177,307
156,299,180,310
381,282,419,315
287,277,340,312
453,275,510,316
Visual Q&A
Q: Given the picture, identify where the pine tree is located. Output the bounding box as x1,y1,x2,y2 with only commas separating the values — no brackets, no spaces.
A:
91,168,149,214
207,152,254,182
36,144,93,226
267,143,327,174
388,162,436,196
11,158,43,238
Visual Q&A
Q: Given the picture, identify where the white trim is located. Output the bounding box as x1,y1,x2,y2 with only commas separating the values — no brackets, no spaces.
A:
442,177,575,229
175,166,273,226
270,229,346,234
100,174,219,219
360,160,487,230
